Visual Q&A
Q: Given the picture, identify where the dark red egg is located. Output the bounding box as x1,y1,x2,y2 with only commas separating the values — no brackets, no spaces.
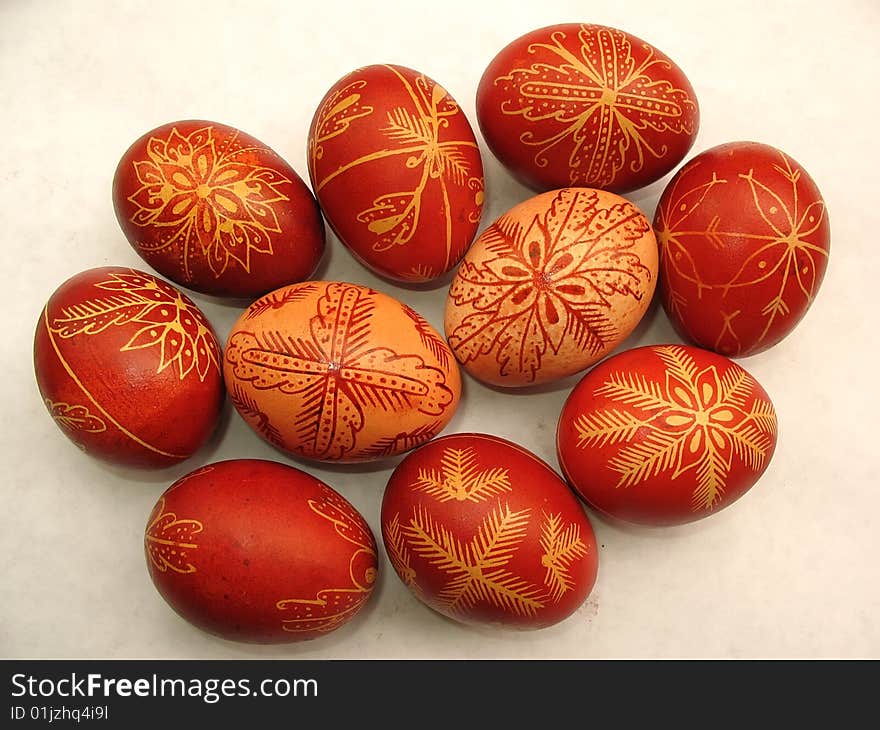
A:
477,23,699,193
557,345,778,526
308,64,484,283
656,141,830,356
113,120,324,298
33,267,224,467
381,433,598,628
145,459,378,643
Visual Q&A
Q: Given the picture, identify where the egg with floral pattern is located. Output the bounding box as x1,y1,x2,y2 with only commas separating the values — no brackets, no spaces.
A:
477,23,699,193
444,187,657,387
556,344,778,526
113,119,325,297
308,64,484,283
146,459,378,642
382,433,598,628
33,267,224,467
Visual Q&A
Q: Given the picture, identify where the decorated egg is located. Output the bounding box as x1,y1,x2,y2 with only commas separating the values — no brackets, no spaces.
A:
33,267,224,467
224,280,461,462
445,187,657,387
113,120,325,298
308,64,484,283
556,344,778,526
476,23,699,193
655,141,830,356
145,459,378,642
381,433,598,628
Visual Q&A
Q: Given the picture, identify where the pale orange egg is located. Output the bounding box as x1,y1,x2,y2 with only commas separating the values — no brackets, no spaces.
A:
224,281,461,462
444,188,658,387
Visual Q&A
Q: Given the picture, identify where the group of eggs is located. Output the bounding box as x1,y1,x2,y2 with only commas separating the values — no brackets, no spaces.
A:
33,23,830,641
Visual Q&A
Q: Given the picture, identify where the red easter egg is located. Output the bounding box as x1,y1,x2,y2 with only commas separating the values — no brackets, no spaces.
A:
444,187,657,387
381,433,598,628
308,64,484,283
477,23,699,193
113,120,325,297
145,460,378,642
224,281,461,462
556,345,778,526
33,267,224,467
655,141,830,356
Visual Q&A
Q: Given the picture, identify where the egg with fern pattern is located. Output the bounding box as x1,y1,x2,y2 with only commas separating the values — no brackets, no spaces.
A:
381,433,598,628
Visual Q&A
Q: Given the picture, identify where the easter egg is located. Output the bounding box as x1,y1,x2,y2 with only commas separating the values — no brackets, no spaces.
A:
476,23,699,193
655,141,830,356
381,433,598,628
33,267,224,467
113,119,325,298
224,280,461,462
145,459,378,642
308,64,484,283
445,187,657,387
556,344,778,526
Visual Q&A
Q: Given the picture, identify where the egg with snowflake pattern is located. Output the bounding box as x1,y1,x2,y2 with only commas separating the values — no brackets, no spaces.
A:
381,433,598,628
477,23,699,193
145,459,378,642
655,141,830,356
113,119,325,298
224,280,460,462
556,344,778,526
33,267,224,467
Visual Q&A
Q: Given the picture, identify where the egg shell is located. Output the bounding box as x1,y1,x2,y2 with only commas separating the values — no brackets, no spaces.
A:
308,64,484,283
145,459,378,643
224,280,461,462
381,433,598,628
113,119,325,298
655,141,830,356
33,267,224,467
556,344,778,526
444,187,657,387
476,23,699,194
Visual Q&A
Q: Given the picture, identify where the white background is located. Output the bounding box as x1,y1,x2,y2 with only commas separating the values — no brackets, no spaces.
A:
1,0,876,659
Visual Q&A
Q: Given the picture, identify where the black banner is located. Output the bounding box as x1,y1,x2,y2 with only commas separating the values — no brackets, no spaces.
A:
1,659,869,725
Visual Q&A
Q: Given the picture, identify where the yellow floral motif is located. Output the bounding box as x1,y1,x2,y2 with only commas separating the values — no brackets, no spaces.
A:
277,493,377,634
412,447,511,503
496,24,697,188
575,346,776,510
401,502,545,618
127,125,292,280
145,498,203,574
50,271,219,381
311,66,482,270
45,400,106,433
309,79,374,163
539,513,589,603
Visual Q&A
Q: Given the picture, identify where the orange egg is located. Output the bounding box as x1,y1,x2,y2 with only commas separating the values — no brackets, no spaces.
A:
445,188,657,386
224,281,461,462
